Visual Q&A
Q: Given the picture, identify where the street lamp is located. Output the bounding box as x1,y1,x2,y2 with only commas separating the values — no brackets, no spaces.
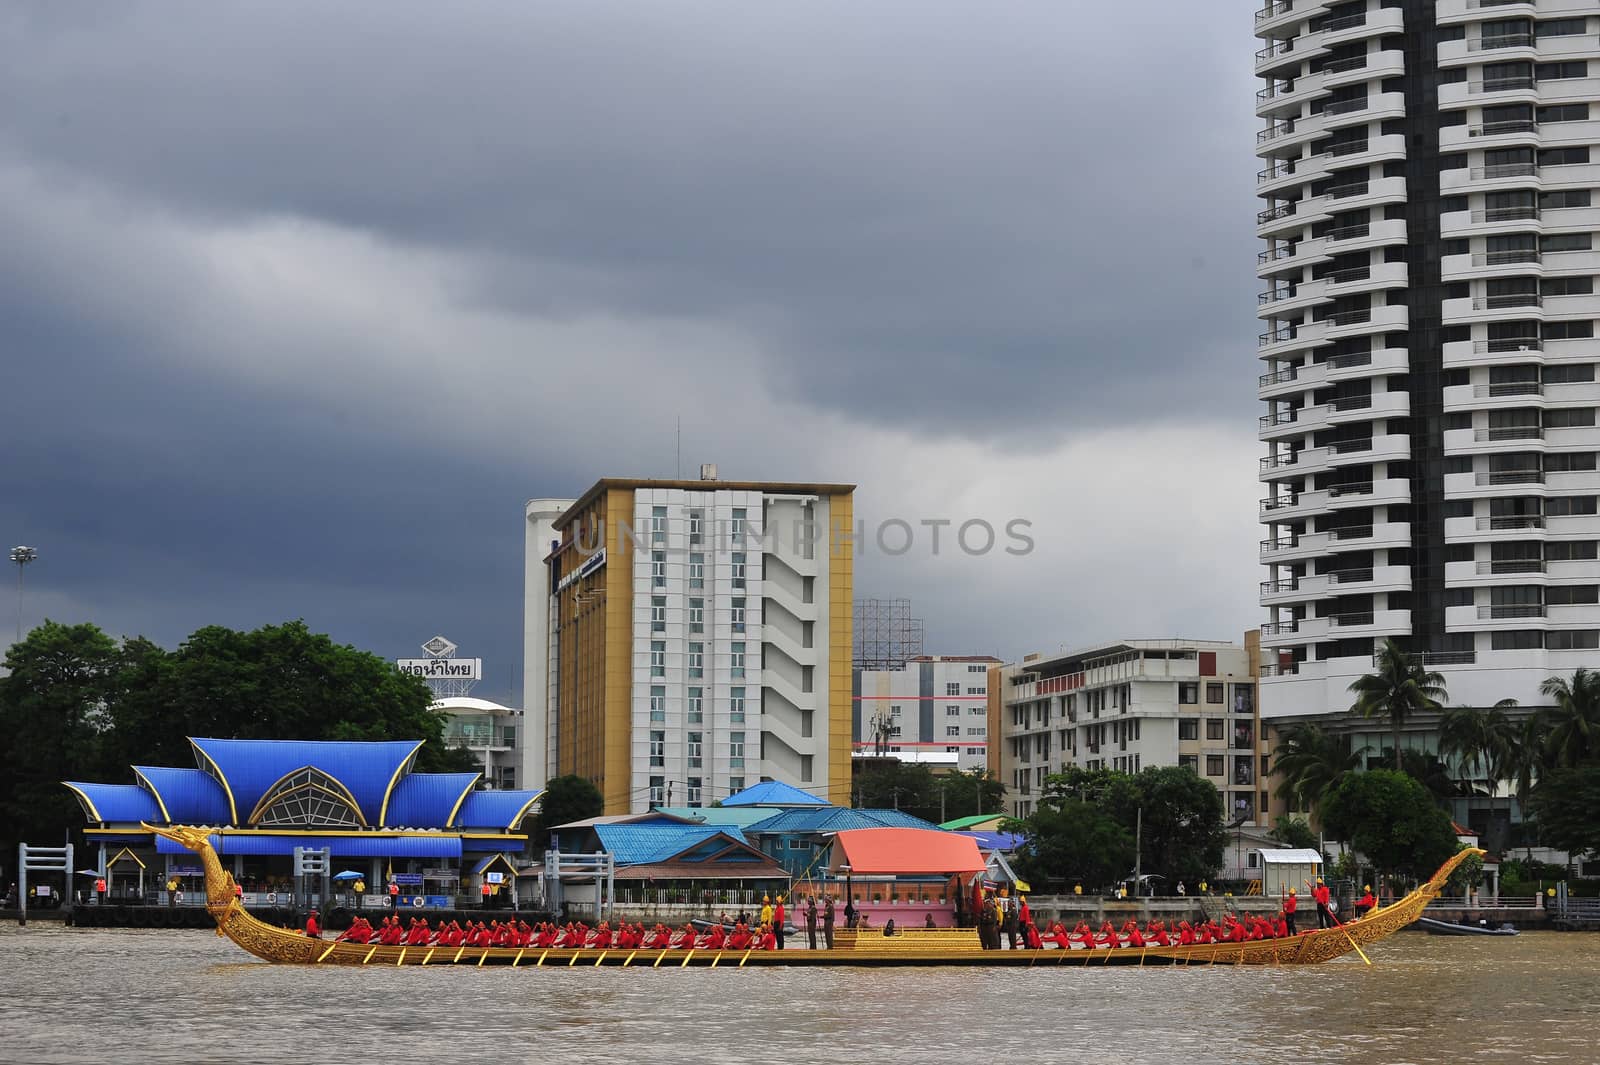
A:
10,546,38,644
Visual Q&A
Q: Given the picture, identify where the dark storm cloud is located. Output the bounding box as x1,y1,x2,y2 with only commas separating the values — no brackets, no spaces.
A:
1,1,1263,434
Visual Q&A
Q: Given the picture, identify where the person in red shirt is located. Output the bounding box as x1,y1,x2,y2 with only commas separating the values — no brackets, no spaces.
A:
729,923,752,950
674,923,697,948
1313,880,1333,929
1355,885,1376,919
702,923,726,950
1122,920,1146,948
1147,922,1171,947
773,897,787,950
1047,922,1071,949
304,909,322,938
1177,921,1196,946
1023,921,1043,950
1283,888,1299,935
758,923,777,950
1274,913,1289,939
1097,921,1121,948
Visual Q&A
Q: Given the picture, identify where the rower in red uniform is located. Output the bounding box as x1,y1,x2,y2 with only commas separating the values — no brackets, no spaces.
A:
1049,922,1072,949
1024,921,1043,950
1177,921,1196,946
1148,922,1171,947
1274,913,1289,938
758,923,777,950
1283,889,1299,935
1355,885,1376,918
1313,879,1333,928
1096,921,1121,948
729,923,752,950
674,923,697,948
1122,920,1146,948
1074,922,1097,950
702,923,727,950
304,909,322,938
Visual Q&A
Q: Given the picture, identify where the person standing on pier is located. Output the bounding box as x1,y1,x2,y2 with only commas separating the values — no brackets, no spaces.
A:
1283,888,1298,935
823,895,836,949
774,895,787,949
1313,880,1333,929
805,895,818,949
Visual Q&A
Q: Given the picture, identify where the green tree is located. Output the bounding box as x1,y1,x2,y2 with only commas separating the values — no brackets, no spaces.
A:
1272,722,1365,817
530,774,604,842
1009,798,1135,893
1526,766,1600,859
1538,668,1600,770
1123,765,1226,888
1320,769,1460,882
1270,815,1318,850
1348,638,1448,770
936,768,1006,822
0,622,124,854
1399,749,1464,805
1447,847,1486,896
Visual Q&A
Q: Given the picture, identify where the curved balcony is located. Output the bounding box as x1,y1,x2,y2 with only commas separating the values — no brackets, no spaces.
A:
1257,71,1331,120
1259,318,1330,360
1258,237,1332,279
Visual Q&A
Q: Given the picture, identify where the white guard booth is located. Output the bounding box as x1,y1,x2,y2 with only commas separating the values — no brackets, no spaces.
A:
1258,848,1324,898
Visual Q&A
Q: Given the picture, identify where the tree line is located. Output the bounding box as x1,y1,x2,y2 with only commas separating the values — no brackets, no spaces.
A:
0,619,478,856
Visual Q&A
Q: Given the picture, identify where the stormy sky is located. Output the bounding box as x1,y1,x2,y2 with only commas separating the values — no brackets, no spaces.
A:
0,2,1264,702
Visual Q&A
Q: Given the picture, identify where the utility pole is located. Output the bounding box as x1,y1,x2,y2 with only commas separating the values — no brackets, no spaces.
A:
1134,807,1143,896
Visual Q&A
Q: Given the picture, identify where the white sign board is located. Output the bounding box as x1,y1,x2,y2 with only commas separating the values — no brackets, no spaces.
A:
397,658,483,680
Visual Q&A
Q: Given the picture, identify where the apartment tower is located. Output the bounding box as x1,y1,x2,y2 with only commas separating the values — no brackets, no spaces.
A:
1255,0,1600,720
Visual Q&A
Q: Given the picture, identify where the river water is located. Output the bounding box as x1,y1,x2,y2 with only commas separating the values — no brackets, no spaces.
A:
0,925,1595,1064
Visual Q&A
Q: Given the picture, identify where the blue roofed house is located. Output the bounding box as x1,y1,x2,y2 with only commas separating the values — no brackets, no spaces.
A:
742,807,943,877
64,737,542,908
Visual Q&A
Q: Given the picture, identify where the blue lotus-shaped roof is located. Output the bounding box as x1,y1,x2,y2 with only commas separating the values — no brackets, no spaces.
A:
133,767,231,824
62,782,164,824
188,737,423,826
454,789,544,830
384,772,482,828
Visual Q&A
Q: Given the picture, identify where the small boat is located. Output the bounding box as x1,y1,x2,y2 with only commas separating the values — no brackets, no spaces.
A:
145,822,1480,968
1415,916,1520,937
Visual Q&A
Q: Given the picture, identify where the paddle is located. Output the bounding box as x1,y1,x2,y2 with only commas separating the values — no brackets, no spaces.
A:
1307,879,1371,967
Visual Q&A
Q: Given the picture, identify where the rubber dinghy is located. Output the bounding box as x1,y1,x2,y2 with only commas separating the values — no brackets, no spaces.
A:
145,824,1481,968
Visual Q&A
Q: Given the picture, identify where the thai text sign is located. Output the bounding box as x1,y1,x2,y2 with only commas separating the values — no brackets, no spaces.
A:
397,658,483,680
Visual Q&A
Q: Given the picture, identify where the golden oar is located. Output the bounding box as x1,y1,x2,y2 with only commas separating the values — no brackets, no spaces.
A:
422,948,435,966
316,942,339,963
362,946,378,965
396,948,406,967
1307,879,1372,967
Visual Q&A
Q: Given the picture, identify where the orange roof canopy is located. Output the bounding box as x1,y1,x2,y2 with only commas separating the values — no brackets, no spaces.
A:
831,827,986,875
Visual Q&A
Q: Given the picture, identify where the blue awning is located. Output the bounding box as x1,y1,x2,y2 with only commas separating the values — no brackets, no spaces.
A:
154,834,464,858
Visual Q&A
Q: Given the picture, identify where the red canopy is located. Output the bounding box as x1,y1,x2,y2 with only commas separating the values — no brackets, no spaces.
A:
830,827,986,875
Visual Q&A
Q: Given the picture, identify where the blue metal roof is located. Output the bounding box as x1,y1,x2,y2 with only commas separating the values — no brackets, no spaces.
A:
958,830,1026,853
384,772,481,828
743,807,940,835
63,783,163,824
721,780,828,807
593,824,747,866
154,834,465,858
133,767,231,824
189,737,423,826
454,789,544,830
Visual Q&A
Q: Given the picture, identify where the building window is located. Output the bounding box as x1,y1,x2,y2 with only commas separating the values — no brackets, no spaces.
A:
729,776,744,794
970,705,985,715
651,550,667,587
688,642,704,679
650,685,666,723
731,552,747,589
947,725,961,737
947,704,961,716
967,727,986,737
688,732,703,769
689,553,705,589
889,725,902,737
731,597,746,632
947,682,961,696
650,731,665,768
687,777,702,808
688,687,703,724
1179,719,1198,741
651,505,667,544
731,641,746,678
731,507,746,542
1179,682,1199,704
890,704,902,717
689,597,704,634
967,686,986,696
1206,683,1224,704
947,746,961,754
1179,754,1199,772
969,664,987,673
1206,754,1224,777
649,775,665,806
688,508,704,546
730,731,745,768
730,686,746,723
966,747,984,755
650,641,666,677
1206,718,1226,741
651,595,666,633
1233,686,1255,714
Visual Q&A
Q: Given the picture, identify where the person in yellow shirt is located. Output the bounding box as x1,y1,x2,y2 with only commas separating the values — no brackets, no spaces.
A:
759,895,774,927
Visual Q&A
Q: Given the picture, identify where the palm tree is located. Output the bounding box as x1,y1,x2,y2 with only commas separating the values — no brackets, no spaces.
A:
1503,712,1549,860
1272,723,1366,817
1348,638,1448,770
1538,668,1600,769
1438,700,1519,795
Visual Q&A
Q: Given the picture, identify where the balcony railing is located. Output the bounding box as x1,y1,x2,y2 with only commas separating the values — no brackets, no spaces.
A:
1258,244,1298,263
1479,604,1546,619
1329,611,1377,627
1329,480,1375,497
1477,515,1545,530
1260,326,1298,346
1329,567,1375,584
1325,223,1372,242
1259,660,1299,677
1477,469,1545,484
1260,409,1298,429
1328,437,1374,454
1322,99,1369,118
1256,1,1293,22
1328,393,1374,411
1475,337,1541,353
1320,13,1367,32
1261,536,1300,556
1478,559,1546,574
1258,202,1295,224
1376,650,1476,666
1260,366,1299,387
1261,494,1298,512
1258,121,1297,144
1326,350,1374,369
1475,426,1543,441
1257,40,1294,63
1323,309,1373,327
1473,293,1541,309
1261,452,1299,471
1470,163,1538,180
1260,619,1299,636
1469,76,1537,93
1330,524,1375,541
1467,0,1532,7
1470,119,1538,138
1474,207,1540,225
1324,138,1370,158
1472,251,1540,267
1469,33,1535,51
1259,287,1296,304
1476,381,1542,398
1325,266,1372,285
1261,578,1300,595
1322,55,1368,74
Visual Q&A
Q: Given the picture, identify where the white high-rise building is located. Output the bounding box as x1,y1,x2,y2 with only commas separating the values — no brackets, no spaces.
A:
854,655,1001,773
1255,0,1600,723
